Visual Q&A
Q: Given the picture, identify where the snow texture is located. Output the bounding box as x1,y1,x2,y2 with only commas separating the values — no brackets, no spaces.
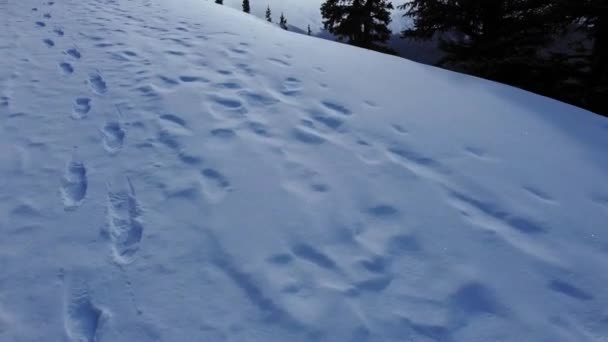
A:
1,0,608,341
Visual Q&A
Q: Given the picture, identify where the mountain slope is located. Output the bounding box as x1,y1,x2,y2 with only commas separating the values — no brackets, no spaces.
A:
1,0,608,341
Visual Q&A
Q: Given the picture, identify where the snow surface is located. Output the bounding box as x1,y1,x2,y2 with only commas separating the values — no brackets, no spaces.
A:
2,0,608,341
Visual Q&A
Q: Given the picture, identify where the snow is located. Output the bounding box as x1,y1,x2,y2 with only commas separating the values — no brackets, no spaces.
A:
1,0,608,341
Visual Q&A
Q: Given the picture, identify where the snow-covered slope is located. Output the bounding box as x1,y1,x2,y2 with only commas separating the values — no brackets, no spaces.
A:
1,0,608,341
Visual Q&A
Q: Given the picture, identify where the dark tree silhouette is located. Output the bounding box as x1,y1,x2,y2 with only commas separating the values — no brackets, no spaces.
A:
265,5,272,22
215,0,223,4
280,12,288,30
400,0,607,116
242,0,250,13
307,24,312,35
551,0,608,115
321,0,394,50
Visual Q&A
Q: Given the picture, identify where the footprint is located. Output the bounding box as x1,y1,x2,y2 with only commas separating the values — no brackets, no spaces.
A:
208,96,246,119
157,75,180,88
72,97,91,119
310,110,344,132
54,28,65,36
158,113,191,143
60,62,74,74
291,127,325,145
101,121,125,154
200,168,231,203
238,90,279,107
64,279,106,342
267,58,290,67
65,48,81,59
246,121,272,138
43,13,51,18
523,186,555,204
88,73,107,95
366,204,400,219
60,158,87,210
106,178,144,264
214,81,242,90
291,243,337,270
321,101,351,116
281,77,302,96
178,75,208,83
43,38,55,47
210,128,236,140
548,280,593,301
35,21,46,27
392,124,408,134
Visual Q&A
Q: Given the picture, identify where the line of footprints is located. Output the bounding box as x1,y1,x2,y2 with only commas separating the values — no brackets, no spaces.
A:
40,6,133,263
33,2,141,340
36,2,135,260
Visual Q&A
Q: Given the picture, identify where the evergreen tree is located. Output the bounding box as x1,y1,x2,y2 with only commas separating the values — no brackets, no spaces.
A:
320,0,394,50
308,25,312,35
280,13,288,30
242,0,250,13
265,5,272,22
215,0,223,4
399,0,555,90
550,0,607,115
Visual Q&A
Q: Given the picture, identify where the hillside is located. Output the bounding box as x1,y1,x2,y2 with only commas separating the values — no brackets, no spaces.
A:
1,0,608,341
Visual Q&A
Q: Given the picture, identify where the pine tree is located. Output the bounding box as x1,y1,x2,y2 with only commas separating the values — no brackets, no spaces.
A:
215,0,223,4
550,0,607,115
307,25,312,35
399,0,555,87
242,0,250,13
320,0,394,50
280,13,288,30
265,5,272,22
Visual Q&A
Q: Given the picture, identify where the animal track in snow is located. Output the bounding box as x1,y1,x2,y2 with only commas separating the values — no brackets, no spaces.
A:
246,121,272,138
291,243,337,270
523,186,556,204
106,178,144,264
548,279,593,301
60,62,74,74
35,21,46,27
43,38,55,47
54,28,65,36
60,158,87,210
366,204,400,219
88,73,108,94
291,127,325,145
101,121,125,154
446,189,559,264
210,128,236,140
392,124,408,134
200,168,231,203
208,95,246,119
267,58,290,67
321,101,352,116
43,13,51,18
72,97,91,119
448,190,545,235
238,90,279,107
309,109,345,132
178,75,208,83
281,77,302,95
64,279,106,342
65,48,82,59
386,145,449,181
